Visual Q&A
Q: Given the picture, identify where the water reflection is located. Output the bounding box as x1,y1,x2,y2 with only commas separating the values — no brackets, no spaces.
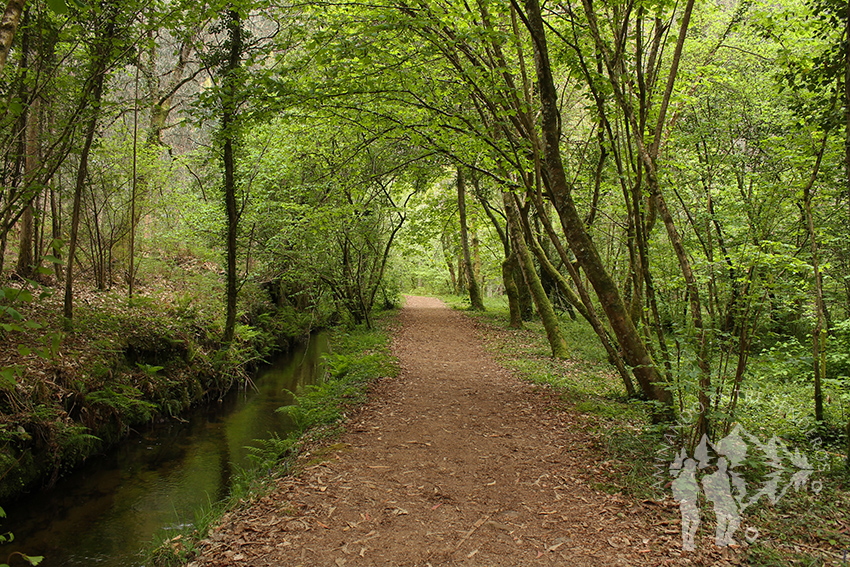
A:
0,332,328,567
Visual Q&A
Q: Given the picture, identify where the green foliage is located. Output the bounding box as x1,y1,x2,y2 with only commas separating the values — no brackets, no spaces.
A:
0,280,51,335
85,386,158,425
245,433,297,471
278,335,395,436
0,552,44,567
825,319,850,383
136,362,165,376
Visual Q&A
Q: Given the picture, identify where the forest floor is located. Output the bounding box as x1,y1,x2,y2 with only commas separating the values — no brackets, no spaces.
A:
188,296,745,566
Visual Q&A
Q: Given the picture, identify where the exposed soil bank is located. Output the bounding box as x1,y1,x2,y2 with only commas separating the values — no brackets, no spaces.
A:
188,296,739,566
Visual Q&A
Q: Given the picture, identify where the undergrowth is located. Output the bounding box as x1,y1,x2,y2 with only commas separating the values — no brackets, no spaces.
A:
0,275,333,502
146,310,398,567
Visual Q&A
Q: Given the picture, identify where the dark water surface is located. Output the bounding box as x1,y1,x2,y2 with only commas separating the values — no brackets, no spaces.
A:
0,333,329,566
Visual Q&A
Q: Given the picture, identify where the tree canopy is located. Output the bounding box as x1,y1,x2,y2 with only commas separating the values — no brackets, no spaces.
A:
0,0,848,462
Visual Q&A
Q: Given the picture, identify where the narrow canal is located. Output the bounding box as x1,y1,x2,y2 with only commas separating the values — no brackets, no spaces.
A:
0,333,329,567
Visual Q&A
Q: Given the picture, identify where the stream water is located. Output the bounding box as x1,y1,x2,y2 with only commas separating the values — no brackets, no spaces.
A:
0,333,329,567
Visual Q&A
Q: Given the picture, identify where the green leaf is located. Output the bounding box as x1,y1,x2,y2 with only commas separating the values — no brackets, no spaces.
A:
0,369,14,389
51,333,62,356
46,0,66,13
22,555,44,566
42,255,61,264
17,345,30,357
0,306,23,322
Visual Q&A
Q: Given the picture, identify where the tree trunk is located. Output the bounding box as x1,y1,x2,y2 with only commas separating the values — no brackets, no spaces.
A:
443,232,457,292
22,95,40,276
504,190,568,358
0,209,10,274
221,8,242,344
64,7,116,323
15,187,33,278
523,180,637,397
0,0,24,78
651,181,710,439
521,0,671,407
846,0,850,260
471,176,522,328
514,253,534,320
802,136,829,423
845,0,850,325
50,184,62,280
129,65,138,297
502,253,523,328
14,15,31,277
525,214,637,397
458,167,485,310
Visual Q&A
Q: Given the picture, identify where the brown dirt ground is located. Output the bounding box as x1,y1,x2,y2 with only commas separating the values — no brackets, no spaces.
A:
188,296,744,566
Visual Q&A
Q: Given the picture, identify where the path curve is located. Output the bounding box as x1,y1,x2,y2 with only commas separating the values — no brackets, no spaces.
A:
190,296,691,566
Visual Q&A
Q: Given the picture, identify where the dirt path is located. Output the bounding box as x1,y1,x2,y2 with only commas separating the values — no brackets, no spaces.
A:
189,296,713,566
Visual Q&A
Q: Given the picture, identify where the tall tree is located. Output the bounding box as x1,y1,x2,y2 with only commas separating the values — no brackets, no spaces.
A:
221,7,242,344
64,2,119,323
518,0,672,409
801,135,829,422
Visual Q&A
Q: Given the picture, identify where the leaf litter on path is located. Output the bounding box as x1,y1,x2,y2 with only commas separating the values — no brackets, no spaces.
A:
189,296,736,566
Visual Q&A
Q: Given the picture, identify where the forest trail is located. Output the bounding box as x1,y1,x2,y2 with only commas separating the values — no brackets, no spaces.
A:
189,296,717,566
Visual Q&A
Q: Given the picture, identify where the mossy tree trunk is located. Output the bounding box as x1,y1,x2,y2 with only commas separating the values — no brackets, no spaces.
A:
502,254,523,329
503,189,568,359
221,9,242,344
458,167,485,311
521,0,670,407
472,175,523,328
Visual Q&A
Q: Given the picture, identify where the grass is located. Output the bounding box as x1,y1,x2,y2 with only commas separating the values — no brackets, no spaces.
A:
441,292,850,565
